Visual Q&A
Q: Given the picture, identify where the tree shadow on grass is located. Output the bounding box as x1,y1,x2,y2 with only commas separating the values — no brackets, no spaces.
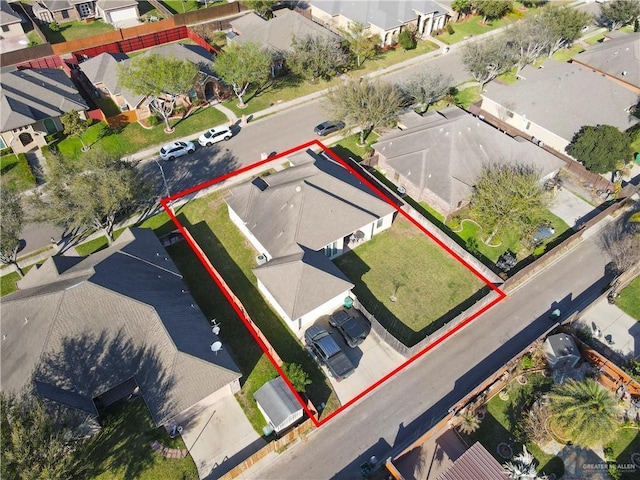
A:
171,217,336,411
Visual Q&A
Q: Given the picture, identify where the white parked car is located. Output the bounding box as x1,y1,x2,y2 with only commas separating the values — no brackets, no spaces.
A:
159,141,195,161
198,126,232,146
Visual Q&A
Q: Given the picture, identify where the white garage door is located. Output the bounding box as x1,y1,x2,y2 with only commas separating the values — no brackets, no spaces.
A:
108,7,137,25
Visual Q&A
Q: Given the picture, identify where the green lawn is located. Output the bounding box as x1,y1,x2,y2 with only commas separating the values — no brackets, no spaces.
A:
551,44,585,63
1,153,37,192
222,39,438,117
496,67,519,85
617,276,640,321
39,19,115,44
26,30,44,46
55,106,227,160
435,4,538,45
161,0,223,13
1,271,23,297
462,373,565,478
94,96,122,117
80,397,198,480
429,86,482,111
334,217,486,345
329,132,379,163
607,427,640,480
584,32,607,45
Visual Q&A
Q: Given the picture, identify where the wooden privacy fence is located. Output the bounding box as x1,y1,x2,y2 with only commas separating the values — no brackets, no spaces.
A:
179,229,283,367
580,343,640,397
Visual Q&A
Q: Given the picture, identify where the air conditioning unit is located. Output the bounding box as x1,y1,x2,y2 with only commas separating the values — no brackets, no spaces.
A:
256,254,267,266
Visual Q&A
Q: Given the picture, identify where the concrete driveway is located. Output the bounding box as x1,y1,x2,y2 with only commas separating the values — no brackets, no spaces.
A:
180,394,265,480
313,310,406,405
549,187,597,228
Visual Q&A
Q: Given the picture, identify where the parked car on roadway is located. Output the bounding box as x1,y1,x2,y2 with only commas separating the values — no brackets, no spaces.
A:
314,121,345,136
198,125,232,146
329,309,370,348
305,325,355,381
159,141,195,161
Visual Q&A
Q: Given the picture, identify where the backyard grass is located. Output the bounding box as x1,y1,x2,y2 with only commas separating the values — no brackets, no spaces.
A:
462,373,565,478
39,19,115,44
607,427,640,480
1,153,37,192
55,105,227,160
94,96,122,117
435,3,538,45
26,30,44,46
161,0,223,13
80,397,198,480
334,216,485,345
617,276,640,321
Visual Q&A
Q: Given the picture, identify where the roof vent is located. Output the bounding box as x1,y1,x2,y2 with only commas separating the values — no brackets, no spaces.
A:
252,176,269,191
621,71,628,76
256,254,267,266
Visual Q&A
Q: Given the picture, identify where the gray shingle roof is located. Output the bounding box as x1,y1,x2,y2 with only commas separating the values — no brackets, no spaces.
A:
227,151,395,259
230,9,340,53
482,59,639,143
311,0,448,30
0,68,89,131
142,43,214,75
0,1,22,26
373,106,564,211
253,248,353,320
253,376,302,429
0,228,241,426
572,33,640,90
96,0,138,10
80,53,145,109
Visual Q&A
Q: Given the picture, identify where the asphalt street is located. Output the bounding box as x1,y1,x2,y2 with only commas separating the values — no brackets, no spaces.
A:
243,233,614,479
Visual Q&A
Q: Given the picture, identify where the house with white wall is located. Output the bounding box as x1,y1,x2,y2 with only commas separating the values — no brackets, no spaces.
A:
226,150,396,335
310,0,450,46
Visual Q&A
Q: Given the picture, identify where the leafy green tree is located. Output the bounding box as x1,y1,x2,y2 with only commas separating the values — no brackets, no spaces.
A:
474,0,512,23
462,36,516,88
398,29,416,50
0,188,25,277
282,363,312,393
288,34,350,82
1,392,86,480
60,110,90,152
451,0,473,20
214,42,272,107
539,5,592,56
470,163,548,244
547,379,620,447
340,22,381,68
325,78,403,144
598,0,640,30
566,125,631,174
401,69,453,112
239,0,275,17
119,54,198,132
32,150,153,244
521,0,547,6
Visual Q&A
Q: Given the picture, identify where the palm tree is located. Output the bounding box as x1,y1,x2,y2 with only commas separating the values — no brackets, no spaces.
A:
457,411,481,434
503,446,547,480
547,378,620,447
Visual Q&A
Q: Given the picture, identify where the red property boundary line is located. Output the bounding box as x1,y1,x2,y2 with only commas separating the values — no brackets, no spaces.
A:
160,139,507,428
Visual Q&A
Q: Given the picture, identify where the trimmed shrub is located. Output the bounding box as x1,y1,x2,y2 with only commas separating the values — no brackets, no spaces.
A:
0,147,13,156
446,23,455,35
146,115,161,127
49,21,61,32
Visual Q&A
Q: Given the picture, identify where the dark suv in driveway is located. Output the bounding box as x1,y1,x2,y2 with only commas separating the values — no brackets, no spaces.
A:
329,310,370,348
305,325,355,381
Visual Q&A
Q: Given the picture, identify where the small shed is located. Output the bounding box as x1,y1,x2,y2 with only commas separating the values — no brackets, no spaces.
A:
544,333,581,369
253,376,303,434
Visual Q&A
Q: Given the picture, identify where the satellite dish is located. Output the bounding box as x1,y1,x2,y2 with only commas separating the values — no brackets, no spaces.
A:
212,326,220,335
211,341,223,355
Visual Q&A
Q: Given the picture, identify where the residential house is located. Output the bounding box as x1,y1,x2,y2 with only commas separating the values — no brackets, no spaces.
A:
0,67,89,153
310,0,450,46
228,9,341,74
372,106,564,217
226,150,396,335
544,333,581,369
480,59,639,154
33,0,139,28
253,376,304,434
79,43,230,121
0,1,24,39
571,32,640,94
436,442,509,480
0,228,242,427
